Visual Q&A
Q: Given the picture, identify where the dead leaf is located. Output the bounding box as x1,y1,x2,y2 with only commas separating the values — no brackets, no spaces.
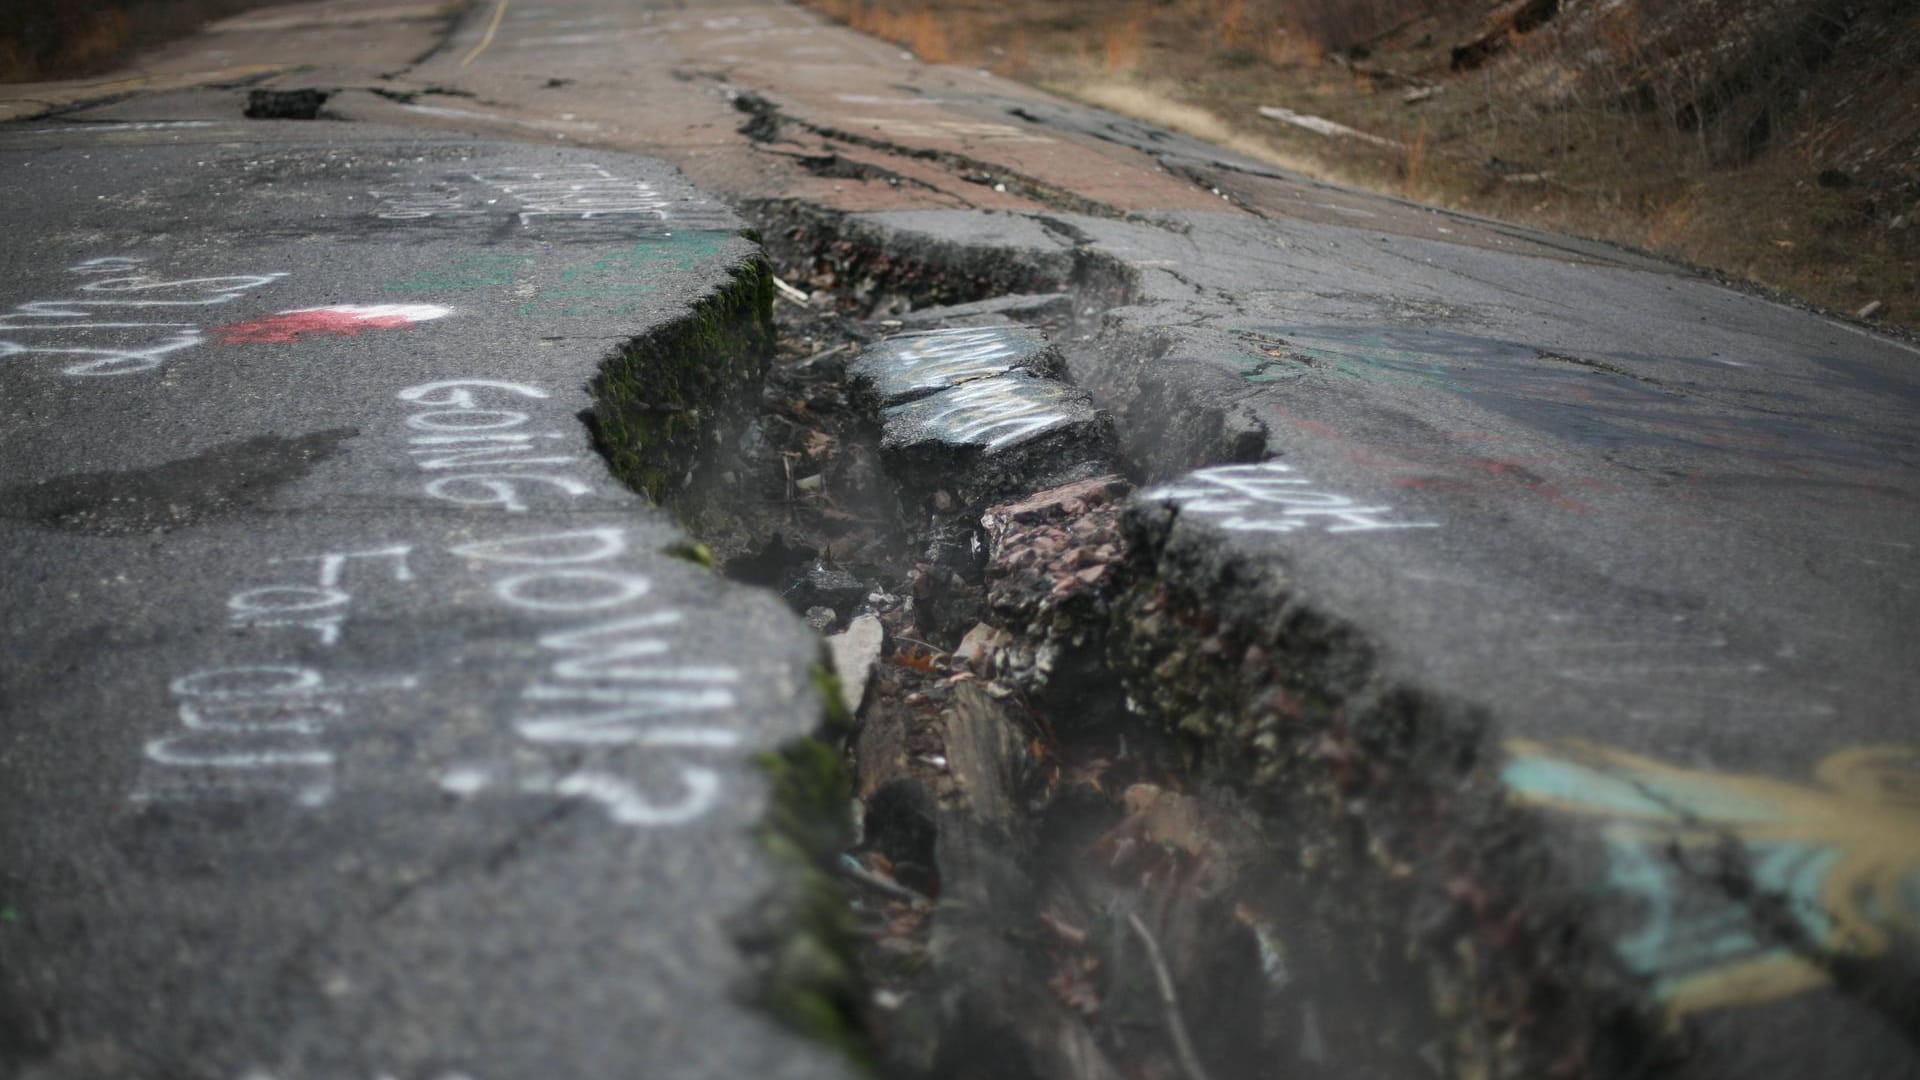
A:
888,908,931,937
1122,783,1213,857
1064,756,1112,794
1047,955,1102,1015
891,644,943,673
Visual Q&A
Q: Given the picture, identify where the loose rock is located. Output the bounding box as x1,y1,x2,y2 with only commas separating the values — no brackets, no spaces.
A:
827,613,887,715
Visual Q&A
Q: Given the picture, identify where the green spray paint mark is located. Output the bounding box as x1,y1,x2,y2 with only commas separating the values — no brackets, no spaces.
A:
1233,353,1299,384
383,233,737,310
1223,336,1456,390
516,232,740,317
559,231,733,281
383,254,536,292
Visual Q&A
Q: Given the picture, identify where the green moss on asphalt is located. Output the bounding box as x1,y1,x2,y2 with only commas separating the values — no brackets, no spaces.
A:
589,255,776,503
662,539,718,571
756,722,853,863
742,665,869,1067
809,662,856,740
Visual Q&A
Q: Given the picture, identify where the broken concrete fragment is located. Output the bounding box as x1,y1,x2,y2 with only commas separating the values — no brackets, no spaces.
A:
851,326,1066,408
827,614,886,715
893,292,1075,329
954,622,1012,668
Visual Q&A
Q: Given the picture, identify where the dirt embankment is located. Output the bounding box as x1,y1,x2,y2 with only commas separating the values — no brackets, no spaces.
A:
3,0,290,82
803,0,1920,330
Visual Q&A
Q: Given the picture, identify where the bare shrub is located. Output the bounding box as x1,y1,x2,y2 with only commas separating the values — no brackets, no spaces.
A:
809,0,972,65
1277,0,1481,55
1528,0,1903,164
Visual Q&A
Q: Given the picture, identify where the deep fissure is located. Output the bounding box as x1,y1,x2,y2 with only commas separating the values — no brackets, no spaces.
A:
620,210,1458,1080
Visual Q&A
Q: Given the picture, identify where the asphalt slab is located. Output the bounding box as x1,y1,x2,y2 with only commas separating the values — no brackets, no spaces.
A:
0,119,853,1080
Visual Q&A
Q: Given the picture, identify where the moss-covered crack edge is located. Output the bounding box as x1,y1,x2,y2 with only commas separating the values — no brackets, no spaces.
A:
588,251,777,504
738,662,869,1068
583,239,864,1064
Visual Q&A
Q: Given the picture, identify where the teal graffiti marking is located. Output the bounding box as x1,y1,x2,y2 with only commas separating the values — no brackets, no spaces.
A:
383,255,535,292
1290,332,1461,392
1503,738,1920,1014
382,232,739,316
520,231,737,316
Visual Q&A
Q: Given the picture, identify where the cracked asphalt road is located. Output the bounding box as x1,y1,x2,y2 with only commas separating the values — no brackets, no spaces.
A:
3,0,1918,1077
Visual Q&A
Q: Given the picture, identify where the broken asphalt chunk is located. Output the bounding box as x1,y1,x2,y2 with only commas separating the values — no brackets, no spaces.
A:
786,563,869,614
880,371,1114,504
892,292,1074,330
884,372,1091,452
826,613,886,716
850,325,1066,408
244,88,330,119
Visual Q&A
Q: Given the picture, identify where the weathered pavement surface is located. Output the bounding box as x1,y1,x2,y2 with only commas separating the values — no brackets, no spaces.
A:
0,116,854,1080
6,0,1920,1077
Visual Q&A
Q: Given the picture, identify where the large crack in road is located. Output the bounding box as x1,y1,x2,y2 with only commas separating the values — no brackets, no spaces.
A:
658,185,1920,1077
650,209,1492,1080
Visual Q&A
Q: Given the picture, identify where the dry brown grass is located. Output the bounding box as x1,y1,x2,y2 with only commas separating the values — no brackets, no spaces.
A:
1219,0,1253,47
998,32,1030,77
1070,78,1336,180
1403,116,1427,197
49,9,131,73
1103,10,1145,72
901,9,954,64
813,0,968,64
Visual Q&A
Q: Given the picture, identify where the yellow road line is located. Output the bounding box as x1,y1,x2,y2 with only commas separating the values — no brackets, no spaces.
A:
460,0,509,67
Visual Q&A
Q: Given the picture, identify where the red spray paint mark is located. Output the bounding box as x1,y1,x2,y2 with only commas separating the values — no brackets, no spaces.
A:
217,304,450,345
